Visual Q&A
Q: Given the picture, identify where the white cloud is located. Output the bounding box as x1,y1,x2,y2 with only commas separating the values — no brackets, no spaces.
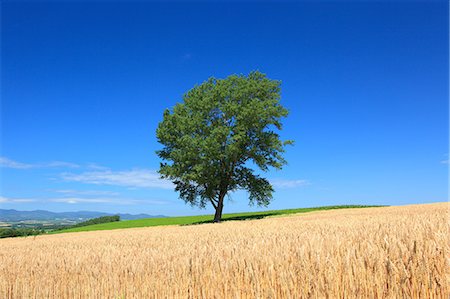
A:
441,159,449,164
50,197,116,204
53,189,120,196
0,195,168,205
0,196,36,203
271,179,310,189
86,163,110,170
50,197,169,205
59,169,309,190
0,157,33,169
61,169,173,189
0,157,79,169
44,161,80,168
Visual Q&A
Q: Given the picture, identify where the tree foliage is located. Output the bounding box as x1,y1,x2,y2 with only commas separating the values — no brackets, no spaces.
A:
0,228,44,238
156,71,292,222
70,215,120,228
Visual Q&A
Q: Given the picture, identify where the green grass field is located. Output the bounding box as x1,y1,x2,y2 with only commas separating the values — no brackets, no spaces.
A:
55,205,382,234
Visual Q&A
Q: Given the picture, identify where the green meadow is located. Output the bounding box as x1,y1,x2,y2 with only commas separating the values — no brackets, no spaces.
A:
55,205,382,233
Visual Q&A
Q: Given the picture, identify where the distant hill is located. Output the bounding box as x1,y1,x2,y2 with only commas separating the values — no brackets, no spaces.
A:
0,209,166,222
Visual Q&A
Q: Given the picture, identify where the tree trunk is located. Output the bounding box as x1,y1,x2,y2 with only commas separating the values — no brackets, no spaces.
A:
213,192,225,223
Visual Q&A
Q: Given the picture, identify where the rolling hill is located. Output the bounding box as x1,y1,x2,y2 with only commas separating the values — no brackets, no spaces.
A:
0,209,166,222
56,205,382,233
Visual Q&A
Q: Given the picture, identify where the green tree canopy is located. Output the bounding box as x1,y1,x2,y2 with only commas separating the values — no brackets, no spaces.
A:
156,71,292,222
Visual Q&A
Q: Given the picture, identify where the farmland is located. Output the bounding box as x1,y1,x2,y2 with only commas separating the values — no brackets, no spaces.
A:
0,202,448,298
55,205,377,233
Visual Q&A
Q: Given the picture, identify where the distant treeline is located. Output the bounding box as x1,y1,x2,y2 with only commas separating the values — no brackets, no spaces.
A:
1,216,121,238
0,228,44,238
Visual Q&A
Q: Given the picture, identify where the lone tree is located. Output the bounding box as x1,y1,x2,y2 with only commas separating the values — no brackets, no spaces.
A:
156,71,292,222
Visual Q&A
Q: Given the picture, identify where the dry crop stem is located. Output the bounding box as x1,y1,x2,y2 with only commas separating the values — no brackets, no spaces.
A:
0,202,448,298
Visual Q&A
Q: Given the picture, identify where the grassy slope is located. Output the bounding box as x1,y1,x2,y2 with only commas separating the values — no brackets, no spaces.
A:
55,205,382,234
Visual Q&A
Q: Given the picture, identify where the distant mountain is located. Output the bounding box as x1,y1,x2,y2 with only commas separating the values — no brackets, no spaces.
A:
0,209,166,222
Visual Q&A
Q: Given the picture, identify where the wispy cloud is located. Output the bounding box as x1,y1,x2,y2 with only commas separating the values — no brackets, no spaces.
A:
44,161,80,168
85,163,110,170
0,157,33,169
0,196,36,203
270,179,310,189
0,195,169,205
61,169,173,189
50,197,118,204
0,157,79,169
49,197,169,205
60,168,307,190
441,159,449,164
53,189,120,196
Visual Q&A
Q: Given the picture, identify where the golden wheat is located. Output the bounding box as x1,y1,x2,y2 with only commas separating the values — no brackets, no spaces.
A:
0,203,448,298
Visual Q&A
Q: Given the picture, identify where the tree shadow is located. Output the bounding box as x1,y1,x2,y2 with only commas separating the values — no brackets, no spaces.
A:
181,205,387,226
184,211,280,226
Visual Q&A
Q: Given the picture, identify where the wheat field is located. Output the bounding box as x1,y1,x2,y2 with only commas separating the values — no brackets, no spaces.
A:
0,203,448,298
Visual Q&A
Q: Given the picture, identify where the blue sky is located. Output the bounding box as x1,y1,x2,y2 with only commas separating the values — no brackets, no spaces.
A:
1,1,448,216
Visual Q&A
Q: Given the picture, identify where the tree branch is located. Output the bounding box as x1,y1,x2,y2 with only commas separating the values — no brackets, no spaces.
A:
208,197,218,209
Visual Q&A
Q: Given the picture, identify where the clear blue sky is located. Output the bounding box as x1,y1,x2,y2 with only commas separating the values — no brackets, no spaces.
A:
1,1,448,216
